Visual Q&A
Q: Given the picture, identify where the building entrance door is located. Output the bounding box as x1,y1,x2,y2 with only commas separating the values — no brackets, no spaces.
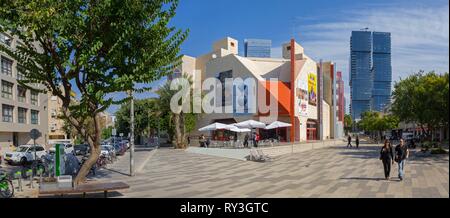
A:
13,132,18,146
307,129,317,141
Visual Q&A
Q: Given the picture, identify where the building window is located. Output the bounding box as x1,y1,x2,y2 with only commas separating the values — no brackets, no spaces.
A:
18,107,27,124
30,90,39,106
230,42,235,47
1,57,13,76
31,110,39,124
17,86,26,102
17,69,26,80
0,33,12,47
2,104,13,123
1,80,13,99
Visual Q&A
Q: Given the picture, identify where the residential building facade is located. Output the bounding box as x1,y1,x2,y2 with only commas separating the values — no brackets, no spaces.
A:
1,32,48,151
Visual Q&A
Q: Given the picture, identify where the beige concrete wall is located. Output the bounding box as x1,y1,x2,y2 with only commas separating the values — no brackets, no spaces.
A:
1,37,49,149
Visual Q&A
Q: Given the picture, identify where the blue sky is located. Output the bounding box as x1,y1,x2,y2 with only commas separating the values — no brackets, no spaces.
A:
107,0,449,114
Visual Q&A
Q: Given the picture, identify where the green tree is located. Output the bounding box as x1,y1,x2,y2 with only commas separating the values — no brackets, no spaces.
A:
344,114,353,135
391,71,449,140
0,0,187,184
101,126,113,140
359,111,399,140
115,98,165,143
157,74,199,149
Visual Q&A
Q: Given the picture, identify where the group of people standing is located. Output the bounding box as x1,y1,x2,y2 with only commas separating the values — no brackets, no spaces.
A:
243,132,260,148
380,138,409,181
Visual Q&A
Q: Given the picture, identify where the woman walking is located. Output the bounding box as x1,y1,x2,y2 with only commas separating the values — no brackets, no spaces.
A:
380,139,394,180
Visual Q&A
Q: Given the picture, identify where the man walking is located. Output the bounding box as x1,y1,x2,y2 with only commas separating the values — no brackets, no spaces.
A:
395,139,410,181
347,135,352,148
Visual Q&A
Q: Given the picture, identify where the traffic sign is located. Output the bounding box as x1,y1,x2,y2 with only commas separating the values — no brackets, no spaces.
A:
30,129,41,140
112,128,117,136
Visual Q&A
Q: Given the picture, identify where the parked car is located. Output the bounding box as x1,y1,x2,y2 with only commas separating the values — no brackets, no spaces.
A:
100,145,115,158
113,143,127,156
74,144,90,156
49,143,75,155
120,140,130,149
3,145,47,165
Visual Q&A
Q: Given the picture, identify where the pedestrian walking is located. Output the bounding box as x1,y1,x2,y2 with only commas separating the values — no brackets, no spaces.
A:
199,135,205,147
395,139,410,181
252,132,257,148
347,135,352,148
380,139,394,180
356,135,360,149
244,133,249,148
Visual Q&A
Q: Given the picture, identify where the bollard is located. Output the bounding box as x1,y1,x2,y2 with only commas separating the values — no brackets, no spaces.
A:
26,169,33,189
14,171,22,192
37,168,43,185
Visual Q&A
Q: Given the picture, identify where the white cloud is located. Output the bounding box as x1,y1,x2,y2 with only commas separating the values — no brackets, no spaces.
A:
295,3,449,114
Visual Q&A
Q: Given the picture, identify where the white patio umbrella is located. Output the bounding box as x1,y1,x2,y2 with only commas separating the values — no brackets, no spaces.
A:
234,120,266,129
265,121,292,130
198,122,235,131
229,126,251,133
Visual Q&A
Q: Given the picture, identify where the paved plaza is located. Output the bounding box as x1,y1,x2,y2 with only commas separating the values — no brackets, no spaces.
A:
93,142,449,198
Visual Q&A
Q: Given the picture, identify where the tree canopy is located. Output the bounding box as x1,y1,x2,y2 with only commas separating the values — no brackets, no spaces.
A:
391,71,449,134
0,0,187,184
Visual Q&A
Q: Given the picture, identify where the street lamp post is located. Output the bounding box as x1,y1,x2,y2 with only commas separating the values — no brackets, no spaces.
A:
129,90,135,177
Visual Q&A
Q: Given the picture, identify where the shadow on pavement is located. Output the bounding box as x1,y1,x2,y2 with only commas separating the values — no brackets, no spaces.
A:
39,191,124,198
339,177,384,181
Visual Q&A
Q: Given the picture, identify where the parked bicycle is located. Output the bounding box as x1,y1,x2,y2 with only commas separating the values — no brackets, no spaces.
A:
0,171,14,198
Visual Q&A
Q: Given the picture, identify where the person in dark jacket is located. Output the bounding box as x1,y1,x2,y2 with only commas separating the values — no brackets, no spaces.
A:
380,139,394,180
395,139,410,181
347,135,352,148
355,135,360,149
243,133,249,148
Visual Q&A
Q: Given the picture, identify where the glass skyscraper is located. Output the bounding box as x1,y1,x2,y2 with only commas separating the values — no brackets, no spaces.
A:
244,39,272,58
350,31,392,120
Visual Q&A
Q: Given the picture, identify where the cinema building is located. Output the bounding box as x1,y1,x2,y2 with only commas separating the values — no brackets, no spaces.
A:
175,37,342,143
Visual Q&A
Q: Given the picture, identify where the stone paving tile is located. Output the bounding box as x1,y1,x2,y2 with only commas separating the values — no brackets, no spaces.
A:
90,142,448,198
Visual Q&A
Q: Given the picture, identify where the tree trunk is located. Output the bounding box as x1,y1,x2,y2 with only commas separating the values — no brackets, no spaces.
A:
173,114,182,149
180,112,186,149
74,114,101,185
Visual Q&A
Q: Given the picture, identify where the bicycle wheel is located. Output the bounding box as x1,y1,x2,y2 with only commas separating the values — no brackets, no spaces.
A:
0,179,14,198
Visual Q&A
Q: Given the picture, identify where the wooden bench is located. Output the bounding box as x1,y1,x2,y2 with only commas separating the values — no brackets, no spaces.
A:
39,182,130,198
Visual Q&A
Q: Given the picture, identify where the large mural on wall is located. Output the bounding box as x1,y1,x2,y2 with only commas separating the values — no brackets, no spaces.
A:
297,79,308,117
308,73,317,106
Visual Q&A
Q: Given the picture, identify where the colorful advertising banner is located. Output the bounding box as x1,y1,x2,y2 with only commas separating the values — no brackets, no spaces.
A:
308,73,317,106
297,80,308,117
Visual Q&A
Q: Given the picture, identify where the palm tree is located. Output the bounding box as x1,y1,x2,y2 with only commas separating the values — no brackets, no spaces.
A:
156,74,196,149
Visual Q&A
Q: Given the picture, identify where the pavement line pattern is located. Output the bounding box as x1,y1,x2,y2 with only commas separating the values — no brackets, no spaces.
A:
137,148,158,173
91,143,449,198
